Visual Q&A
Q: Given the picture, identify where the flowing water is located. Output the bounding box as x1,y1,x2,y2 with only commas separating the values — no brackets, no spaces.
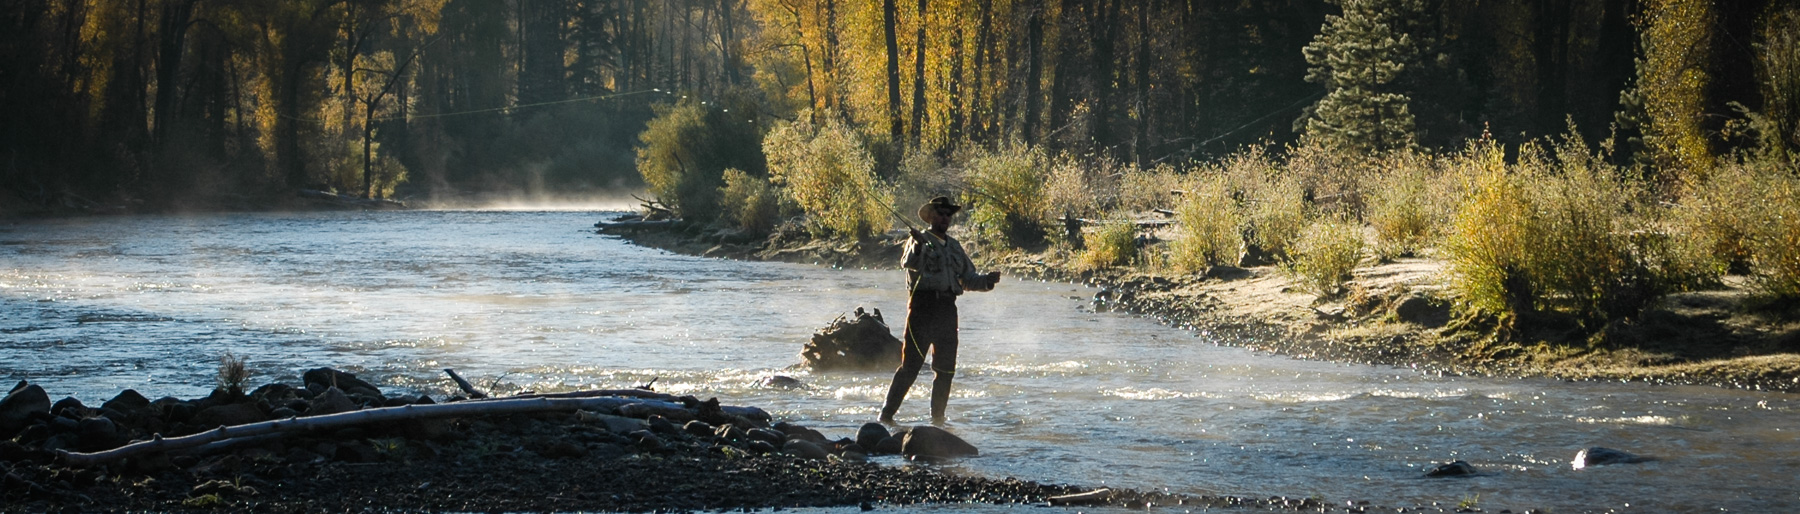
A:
2,211,1795,513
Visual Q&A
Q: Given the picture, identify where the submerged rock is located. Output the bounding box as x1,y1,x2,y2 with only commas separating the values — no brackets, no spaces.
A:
901,425,978,459
1424,460,1478,477
802,307,902,371
302,368,383,398
856,423,892,453
1572,447,1652,469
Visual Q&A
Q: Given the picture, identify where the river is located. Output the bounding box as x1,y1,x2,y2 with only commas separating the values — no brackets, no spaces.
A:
2,210,1795,513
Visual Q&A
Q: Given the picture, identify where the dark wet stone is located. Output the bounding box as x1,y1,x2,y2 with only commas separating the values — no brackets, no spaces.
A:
1573,447,1650,469
901,426,978,459
0,383,51,438
50,397,87,417
102,389,152,414
683,420,715,437
302,368,383,398
647,415,680,436
759,375,806,389
782,439,829,460
714,423,747,443
631,430,664,451
874,436,904,455
249,383,299,403
857,423,892,453
1424,460,1477,477
307,387,358,416
746,428,785,446
748,439,778,454
191,403,268,429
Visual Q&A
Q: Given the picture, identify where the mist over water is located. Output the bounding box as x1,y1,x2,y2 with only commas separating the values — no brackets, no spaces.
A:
2,211,1796,513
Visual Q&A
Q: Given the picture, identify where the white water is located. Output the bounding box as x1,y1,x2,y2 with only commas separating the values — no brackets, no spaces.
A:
2,211,1796,513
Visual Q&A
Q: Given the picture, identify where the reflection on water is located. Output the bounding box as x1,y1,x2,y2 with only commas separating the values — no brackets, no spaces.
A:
3,211,1797,513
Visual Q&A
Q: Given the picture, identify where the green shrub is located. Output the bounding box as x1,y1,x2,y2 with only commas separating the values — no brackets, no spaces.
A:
636,96,766,221
1079,218,1140,270
1043,156,1109,220
1287,216,1365,295
964,145,1050,247
1366,152,1437,258
719,168,781,233
763,115,890,239
1168,174,1243,271
1444,135,1671,326
1247,173,1309,260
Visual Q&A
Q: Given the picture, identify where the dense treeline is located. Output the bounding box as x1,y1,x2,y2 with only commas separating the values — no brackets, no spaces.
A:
1,0,753,207
2,0,1796,211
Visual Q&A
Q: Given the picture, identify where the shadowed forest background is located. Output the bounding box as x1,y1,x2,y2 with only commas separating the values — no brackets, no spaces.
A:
3,0,1793,209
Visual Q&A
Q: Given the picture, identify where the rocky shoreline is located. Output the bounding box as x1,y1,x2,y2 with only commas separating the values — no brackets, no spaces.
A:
0,370,1475,513
598,217,1800,394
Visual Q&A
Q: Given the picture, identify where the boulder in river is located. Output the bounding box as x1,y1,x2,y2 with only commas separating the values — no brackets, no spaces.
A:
0,382,51,438
857,422,892,453
303,367,384,398
901,425,978,459
1572,447,1652,469
1424,460,1478,477
801,307,902,371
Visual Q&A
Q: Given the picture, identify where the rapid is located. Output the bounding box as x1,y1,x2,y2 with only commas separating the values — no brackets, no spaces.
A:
2,210,1795,513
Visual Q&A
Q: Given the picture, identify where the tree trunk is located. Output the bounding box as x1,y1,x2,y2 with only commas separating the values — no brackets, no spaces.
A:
1023,0,1044,144
884,0,904,142
718,0,740,85
1134,0,1150,167
968,0,993,142
909,0,929,146
151,0,196,148
947,24,965,145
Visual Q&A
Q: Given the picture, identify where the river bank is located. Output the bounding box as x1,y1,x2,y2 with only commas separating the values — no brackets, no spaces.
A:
0,372,1408,513
599,216,1800,393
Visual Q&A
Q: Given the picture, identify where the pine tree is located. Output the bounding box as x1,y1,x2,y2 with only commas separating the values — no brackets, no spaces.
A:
1299,0,1425,153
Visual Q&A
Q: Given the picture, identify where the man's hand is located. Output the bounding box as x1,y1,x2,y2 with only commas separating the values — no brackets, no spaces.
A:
909,228,923,240
986,271,1002,287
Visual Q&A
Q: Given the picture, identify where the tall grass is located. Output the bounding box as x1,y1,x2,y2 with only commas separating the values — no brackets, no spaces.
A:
1168,173,1243,271
1246,173,1309,261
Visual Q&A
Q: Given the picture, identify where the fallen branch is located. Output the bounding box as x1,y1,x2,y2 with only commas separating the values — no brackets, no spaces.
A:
443,369,488,399
57,396,678,467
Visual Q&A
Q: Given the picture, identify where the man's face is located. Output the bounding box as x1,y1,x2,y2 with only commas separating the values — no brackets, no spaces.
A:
926,208,953,227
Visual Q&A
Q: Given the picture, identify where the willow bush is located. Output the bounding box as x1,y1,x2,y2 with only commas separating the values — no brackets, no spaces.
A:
1365,152,1438,258
1168,173,1244,271
1287,216,1366,295
964,145,1050,247
636,98,766,221
1079,218,1141,270
1246,173,1310,261
719,168,780,233
763,115,890,239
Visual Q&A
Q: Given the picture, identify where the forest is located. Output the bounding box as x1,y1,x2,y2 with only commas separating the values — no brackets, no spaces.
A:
2,0,1792,210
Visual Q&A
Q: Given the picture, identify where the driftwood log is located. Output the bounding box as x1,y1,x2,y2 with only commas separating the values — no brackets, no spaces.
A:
443,369,488,398
55,396,677,467
801,307,902,371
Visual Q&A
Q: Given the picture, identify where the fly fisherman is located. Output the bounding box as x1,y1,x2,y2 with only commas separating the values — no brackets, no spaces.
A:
880,196,1002,424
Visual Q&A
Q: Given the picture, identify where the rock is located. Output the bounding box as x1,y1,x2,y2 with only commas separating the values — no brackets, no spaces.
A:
1,383,52,438
683,420,715,437
77,416,125,451
102,389,152,414
249,384,299,403
306,387,358,416
747,428,785,446
302,367,383,398
901,426,978,459
191,403,268,429
577,411,648,434
1572,447,1651,469
782,439,830,460
873,436,904,455
775,423,828,444
1393,295,1449,327
1424,460,1478,477
630,430,664,451
714,424,748,443
268,407,299,419
801,307,903,371
759,375,807,389
748,440,779,454
857,422,892,452
647,415,680,436
51,397,87,417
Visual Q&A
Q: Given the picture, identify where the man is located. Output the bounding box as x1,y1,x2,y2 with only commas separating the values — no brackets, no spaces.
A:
880,196,1002,424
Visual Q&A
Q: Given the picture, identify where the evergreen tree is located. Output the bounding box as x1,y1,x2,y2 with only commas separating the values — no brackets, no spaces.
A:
1299,0,1425,153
